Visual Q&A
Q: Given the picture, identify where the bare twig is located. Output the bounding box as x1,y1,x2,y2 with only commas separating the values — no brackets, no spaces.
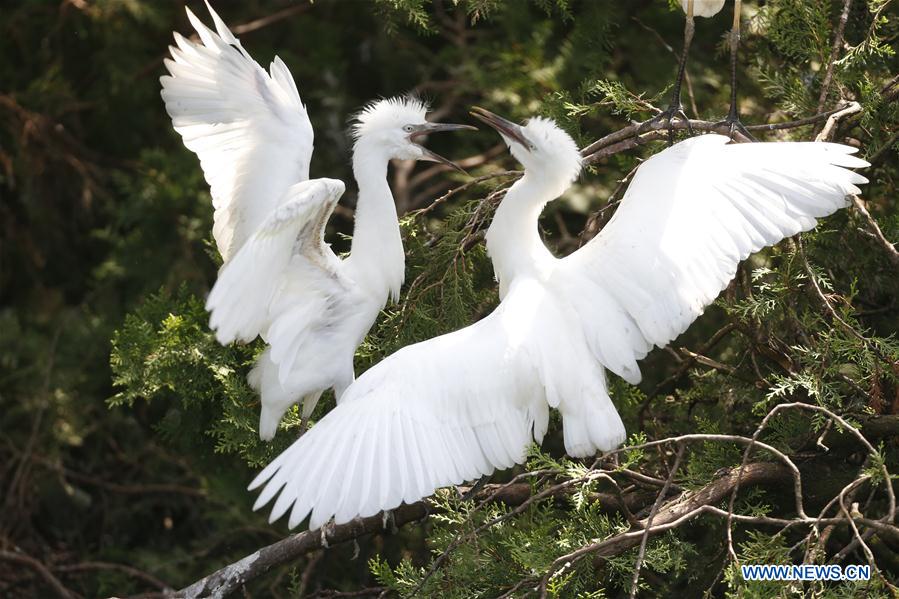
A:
852,196,899,267
629,444,685,598
538,462,791,598
798,235,893,365
816,0,854,115
0,549,78,598
815,101,862,142
411,170,520,217
53,561,171,592
231,3,312,35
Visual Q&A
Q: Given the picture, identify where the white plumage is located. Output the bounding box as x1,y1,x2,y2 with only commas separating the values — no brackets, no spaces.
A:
160,3,473,440
680,0,727,18
160,2,314,263
250,109,868,530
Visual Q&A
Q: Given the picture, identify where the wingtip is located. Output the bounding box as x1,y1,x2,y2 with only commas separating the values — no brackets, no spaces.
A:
185,4,214,40
204,0,238,44
183,4,199,25
288,504,311,529
248,472,269,493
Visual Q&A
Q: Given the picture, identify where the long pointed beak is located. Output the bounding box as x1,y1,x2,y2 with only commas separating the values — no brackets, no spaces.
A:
469,106,532,151
408,122,477,174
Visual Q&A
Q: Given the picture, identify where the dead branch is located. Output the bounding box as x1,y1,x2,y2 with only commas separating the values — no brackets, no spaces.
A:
230,3,312,36
176,502,428,598
816,0,854,115
852,196,899,268
815,101,862,142
53,561,171,592
537,462,792,597
629,444,685,598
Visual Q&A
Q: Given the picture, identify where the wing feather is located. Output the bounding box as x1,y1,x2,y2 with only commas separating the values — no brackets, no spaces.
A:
160,3,314,261
565,135,869,382
205,178,344,344
249,305,547,529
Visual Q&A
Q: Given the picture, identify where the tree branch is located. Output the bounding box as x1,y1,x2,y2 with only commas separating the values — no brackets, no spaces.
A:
176,503,426,598
537,462,792,597
0,549,78,599
852,196,899,268
816,0,854,116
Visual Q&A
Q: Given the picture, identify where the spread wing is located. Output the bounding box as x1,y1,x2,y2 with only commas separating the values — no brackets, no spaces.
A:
206,178,345,345
563,135,868,384
160,1,315,262
247,287,559,530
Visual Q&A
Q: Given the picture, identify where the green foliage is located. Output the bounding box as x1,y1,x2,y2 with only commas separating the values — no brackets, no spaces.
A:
109,285,299,466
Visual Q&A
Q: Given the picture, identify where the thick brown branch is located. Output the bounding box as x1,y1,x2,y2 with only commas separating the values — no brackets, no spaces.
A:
177,502,428,598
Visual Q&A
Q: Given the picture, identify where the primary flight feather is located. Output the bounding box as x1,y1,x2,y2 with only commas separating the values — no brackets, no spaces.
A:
251,111,867,530
160,2,474,440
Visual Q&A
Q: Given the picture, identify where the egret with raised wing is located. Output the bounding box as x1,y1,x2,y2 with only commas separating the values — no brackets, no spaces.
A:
249,109,867,530
160,2,474,440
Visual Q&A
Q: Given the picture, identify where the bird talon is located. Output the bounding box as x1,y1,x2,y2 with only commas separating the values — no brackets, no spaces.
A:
381,509,397,534
714,114,757,142
319,520,332,548
459,476,488,502
638,105,692,145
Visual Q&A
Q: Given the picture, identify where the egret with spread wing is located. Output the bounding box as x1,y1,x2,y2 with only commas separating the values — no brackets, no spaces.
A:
160,2,474,440
250,110,867,530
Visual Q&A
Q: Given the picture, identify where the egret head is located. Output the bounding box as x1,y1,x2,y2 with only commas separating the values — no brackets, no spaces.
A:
470,107,582,186
352,97,476,171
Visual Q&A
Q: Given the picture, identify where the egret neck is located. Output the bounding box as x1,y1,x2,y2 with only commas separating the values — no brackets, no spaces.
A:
486,171,561,298
346,137,405,303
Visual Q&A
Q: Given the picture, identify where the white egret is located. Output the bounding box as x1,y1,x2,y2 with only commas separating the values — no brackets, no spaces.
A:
249,109,867,530
160,2,474,440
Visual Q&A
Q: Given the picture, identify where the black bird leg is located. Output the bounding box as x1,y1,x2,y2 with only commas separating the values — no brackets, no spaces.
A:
716,0,757,141
640,0,696,144
298,414,309,437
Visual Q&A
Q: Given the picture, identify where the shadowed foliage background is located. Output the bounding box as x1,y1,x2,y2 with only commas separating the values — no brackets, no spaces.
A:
2,0,898,597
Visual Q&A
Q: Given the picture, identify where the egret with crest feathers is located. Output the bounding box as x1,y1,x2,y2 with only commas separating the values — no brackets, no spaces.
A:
249,108,868,530
160,2,474,440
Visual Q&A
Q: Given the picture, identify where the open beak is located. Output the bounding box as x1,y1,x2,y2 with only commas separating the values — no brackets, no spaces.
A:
469,106,532,151
407,122,477,174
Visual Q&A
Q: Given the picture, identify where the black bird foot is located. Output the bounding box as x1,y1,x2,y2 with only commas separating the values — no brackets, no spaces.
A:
319,519,334,548
638,104,694,145
381,509,398,534
458,476,488,502
714,111,757,142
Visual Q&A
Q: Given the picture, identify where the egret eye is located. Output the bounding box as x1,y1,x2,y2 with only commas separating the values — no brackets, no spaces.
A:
403,125,415,133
